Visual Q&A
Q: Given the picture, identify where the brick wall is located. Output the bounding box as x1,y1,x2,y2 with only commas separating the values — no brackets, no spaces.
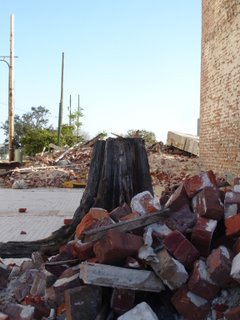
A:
200,0,240,177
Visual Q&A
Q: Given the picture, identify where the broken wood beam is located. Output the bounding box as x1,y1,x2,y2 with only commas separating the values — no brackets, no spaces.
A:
81,208,169,242
79,262,165,292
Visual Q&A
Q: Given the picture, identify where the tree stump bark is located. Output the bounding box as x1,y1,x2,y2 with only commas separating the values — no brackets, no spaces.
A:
0,138,153,258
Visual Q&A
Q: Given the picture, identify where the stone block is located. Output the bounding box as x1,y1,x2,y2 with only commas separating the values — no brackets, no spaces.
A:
165,205,197,234
110,203,132,222
93,230,143,265
117,302,158,320
130,191,161,216
110,288,135,315
171,285,210,320
192,187,224,220
65,285,102,320
164,183,189,211
225,214,240,238
206,246,233,287
173,238,200,269
150,248,188,290
187,259,219,300
75,207,110,239
183,170,217,198
191,217,217,257
224,305,240,320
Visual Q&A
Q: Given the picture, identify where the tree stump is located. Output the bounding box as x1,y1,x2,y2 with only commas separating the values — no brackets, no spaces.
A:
0,138,153,258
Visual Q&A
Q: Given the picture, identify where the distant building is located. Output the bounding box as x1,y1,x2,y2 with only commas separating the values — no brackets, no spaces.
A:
200,0,240,176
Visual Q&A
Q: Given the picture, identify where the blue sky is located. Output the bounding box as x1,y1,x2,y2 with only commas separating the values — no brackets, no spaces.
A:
0,1,201,143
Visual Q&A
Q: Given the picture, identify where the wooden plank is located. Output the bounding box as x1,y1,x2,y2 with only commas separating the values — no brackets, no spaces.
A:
81,208,169,242
80,262,165,292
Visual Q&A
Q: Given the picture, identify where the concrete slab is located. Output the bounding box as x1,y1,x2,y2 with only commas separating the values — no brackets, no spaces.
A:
166,131,199,156
0,188,84,243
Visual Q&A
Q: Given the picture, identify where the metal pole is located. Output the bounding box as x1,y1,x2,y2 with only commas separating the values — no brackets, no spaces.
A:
57,52,64,146
8,14,14,161
69,94,72,125
77,94,80,139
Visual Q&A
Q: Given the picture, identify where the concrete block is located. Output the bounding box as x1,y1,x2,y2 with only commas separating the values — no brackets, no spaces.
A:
192,187,224,220
191,217,217,257
110,288,135,315
187,259,219,300
93,230,143,264
117,302,158,320
65,285,102,320
166,131,199,156
171,285,210,320
150,248,188,290
183,170,217,198
80,262,164,292
206,246,233,287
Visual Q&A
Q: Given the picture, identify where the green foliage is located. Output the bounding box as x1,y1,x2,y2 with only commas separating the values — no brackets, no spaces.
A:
21,128,57,156
126,129,157,146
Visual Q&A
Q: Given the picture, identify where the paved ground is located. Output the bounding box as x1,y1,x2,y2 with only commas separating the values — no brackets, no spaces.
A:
0,188,84,242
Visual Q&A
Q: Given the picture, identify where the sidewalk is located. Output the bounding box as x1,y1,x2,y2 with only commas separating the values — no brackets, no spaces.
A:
0,188,84,242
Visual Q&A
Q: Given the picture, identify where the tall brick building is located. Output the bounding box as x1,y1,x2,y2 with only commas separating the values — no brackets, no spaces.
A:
200,0,240,176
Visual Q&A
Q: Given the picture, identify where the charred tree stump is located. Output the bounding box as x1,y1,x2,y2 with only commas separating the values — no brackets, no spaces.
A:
0,138,153,258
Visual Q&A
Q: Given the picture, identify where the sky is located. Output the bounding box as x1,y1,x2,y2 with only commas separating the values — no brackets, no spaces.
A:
0,0,201,143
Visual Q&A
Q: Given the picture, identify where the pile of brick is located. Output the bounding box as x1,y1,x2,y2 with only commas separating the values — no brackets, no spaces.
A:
1,170,240,319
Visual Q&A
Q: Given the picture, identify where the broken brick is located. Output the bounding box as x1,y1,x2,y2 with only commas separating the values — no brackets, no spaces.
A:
192,187,224,220
230,252,240,283
110,203,132,222
183,170,217,198
0,313,9,320
130,190,161,215
187,259,219,300
119,211,140,222
117,302,158,320
165,205,196,234
191,216,217,257
173,238,200,269
224,192,240,218
224,214,240,238
110,288,135,315
65,285,102,320
70,240,95,261
224,305,240,320
163,230,186,254
206,246,233,287
165,183,189,211
233,237,240,254
2,304,35,320
93,230,143,265
171,285,211,320
75,207,110,239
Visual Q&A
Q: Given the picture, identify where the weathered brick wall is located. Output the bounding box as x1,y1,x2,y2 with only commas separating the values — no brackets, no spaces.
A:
200,0,240,177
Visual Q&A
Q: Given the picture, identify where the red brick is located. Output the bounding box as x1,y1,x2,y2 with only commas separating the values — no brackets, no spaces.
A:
192,187,224,220
206,246,233,287
173,238,200,269
93,230,143,265
0,312,9,320
224,192,240,218
233,237,240,254
110,203,132,222
224,305,240,320
110,288,135,315
171,285,211,320
68,240,95,261
225,214,240,238
119,211,140,221
163,230,186,254
187,259,219,300
183,171,217,198
191,217,217,257
75,208,110,239
165,183,189,211
165,205,197,234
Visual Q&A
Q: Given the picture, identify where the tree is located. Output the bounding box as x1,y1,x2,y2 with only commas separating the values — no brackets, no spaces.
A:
126,129,157,146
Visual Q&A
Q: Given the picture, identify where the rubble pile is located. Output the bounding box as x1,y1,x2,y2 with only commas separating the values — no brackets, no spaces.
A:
2,171,240,319
0,142,202,190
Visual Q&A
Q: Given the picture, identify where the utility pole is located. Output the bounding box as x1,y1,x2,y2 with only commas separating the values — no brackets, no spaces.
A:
8,14,14,161
77,94,80,139
69,94,72,125
57,52,64,146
